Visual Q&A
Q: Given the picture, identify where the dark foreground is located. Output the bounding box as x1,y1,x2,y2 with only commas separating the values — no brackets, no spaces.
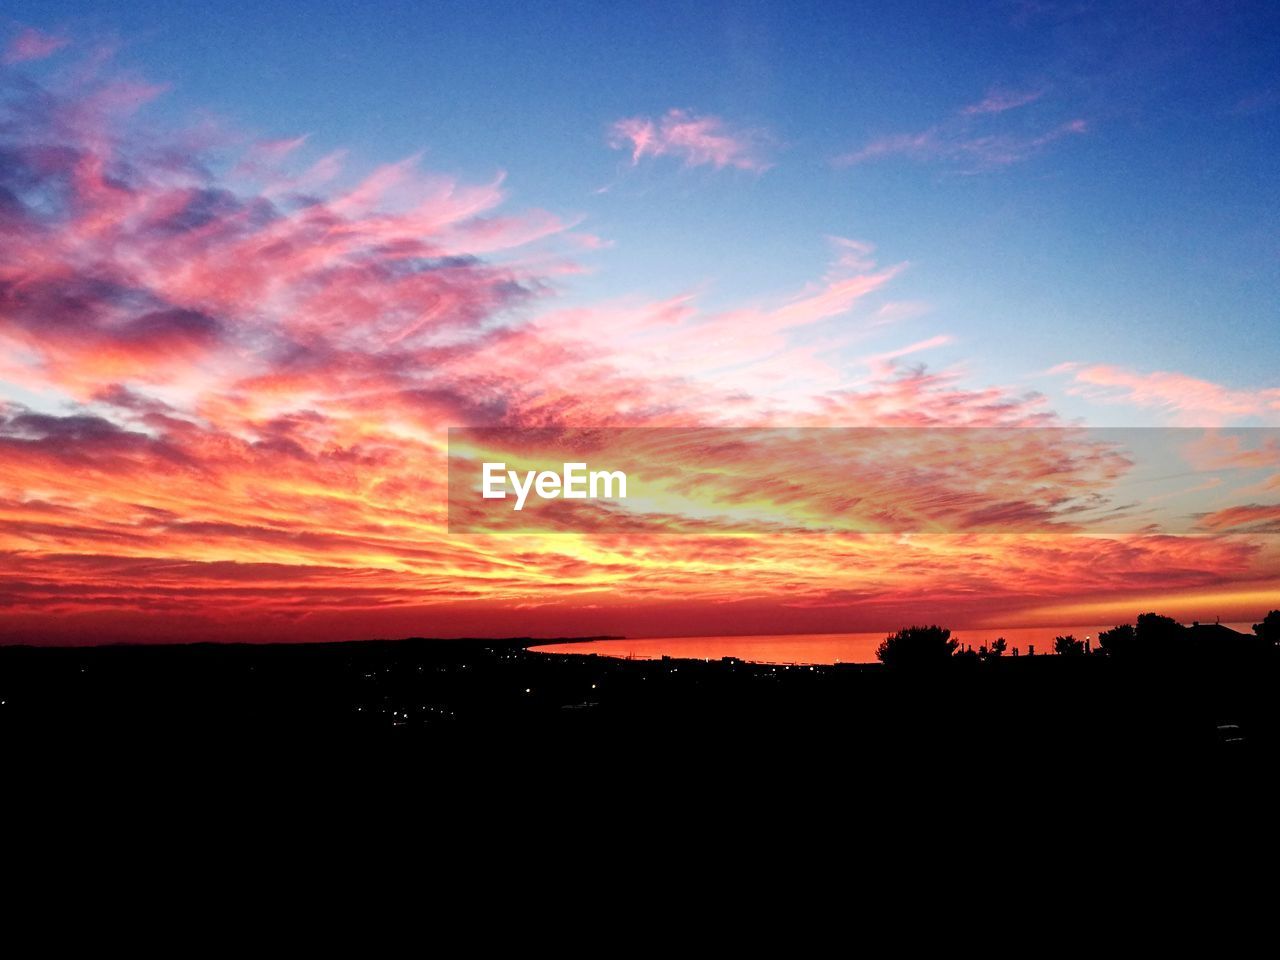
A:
2,636,1277,765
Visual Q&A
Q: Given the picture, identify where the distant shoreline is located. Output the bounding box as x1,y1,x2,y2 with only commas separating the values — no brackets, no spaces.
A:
0,635,626,651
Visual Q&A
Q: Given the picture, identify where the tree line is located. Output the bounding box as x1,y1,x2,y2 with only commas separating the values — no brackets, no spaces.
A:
876,610,1280,667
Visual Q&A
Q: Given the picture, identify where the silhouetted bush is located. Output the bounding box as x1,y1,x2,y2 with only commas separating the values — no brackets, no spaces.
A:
1136,612,1183,645
876,625,957,667
1098,613,1190,658
1255,610,1280,646
1098,623,1135,657
1054,634,1085,656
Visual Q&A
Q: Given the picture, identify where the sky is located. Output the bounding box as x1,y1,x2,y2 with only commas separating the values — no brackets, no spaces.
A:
1,1,1278,644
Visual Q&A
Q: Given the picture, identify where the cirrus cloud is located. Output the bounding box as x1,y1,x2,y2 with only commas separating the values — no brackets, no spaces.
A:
608,108,773,172
1051,362,1280,425
3,25,69,64
835,87,1085,172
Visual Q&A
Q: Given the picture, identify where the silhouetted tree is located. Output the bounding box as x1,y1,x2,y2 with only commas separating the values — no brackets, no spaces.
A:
1098,623,1135,657
1054,634,1086,656
989,637,1007,657
1254,610,1280,646
876,625,958,667
1136,612,1183,644
1099,614,1188,658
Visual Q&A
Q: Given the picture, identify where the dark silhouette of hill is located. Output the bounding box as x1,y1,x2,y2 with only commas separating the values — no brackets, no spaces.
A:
3,612,1278,766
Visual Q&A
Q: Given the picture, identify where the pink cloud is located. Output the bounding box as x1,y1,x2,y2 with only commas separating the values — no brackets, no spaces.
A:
812,367,1057,427
233,135,310,178
836,131,936,166
1196,504,1280,534
870,300,932,325
824,236,879,275
1051,363,1280,424
862,335,954,378
836,119,1086,170
1182,432,1280,471
609,109,772,172
961,88,1044,116
3,26,69,64
835,84,1085,172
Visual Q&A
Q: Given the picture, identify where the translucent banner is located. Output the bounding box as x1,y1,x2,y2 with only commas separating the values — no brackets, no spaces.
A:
447,427,1280,535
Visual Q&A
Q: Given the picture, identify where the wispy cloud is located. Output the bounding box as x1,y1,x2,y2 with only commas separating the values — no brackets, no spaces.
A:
1051,363,1280,424
835,87,1085,172
3,25,69,64
960,87,1044,115
1232,88,1280,116
609,108,773,172
861,335,954,378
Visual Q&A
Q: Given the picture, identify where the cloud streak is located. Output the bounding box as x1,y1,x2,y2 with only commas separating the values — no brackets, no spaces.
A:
3,26,69,64
836,88,1085,171
1052,363,1280,424
609,109,772,172
960,87,1045,116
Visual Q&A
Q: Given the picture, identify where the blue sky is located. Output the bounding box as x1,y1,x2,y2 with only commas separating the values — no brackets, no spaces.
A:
9,0,1280,423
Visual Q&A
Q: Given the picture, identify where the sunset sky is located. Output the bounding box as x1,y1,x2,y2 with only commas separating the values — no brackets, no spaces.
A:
2,1,1278,644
